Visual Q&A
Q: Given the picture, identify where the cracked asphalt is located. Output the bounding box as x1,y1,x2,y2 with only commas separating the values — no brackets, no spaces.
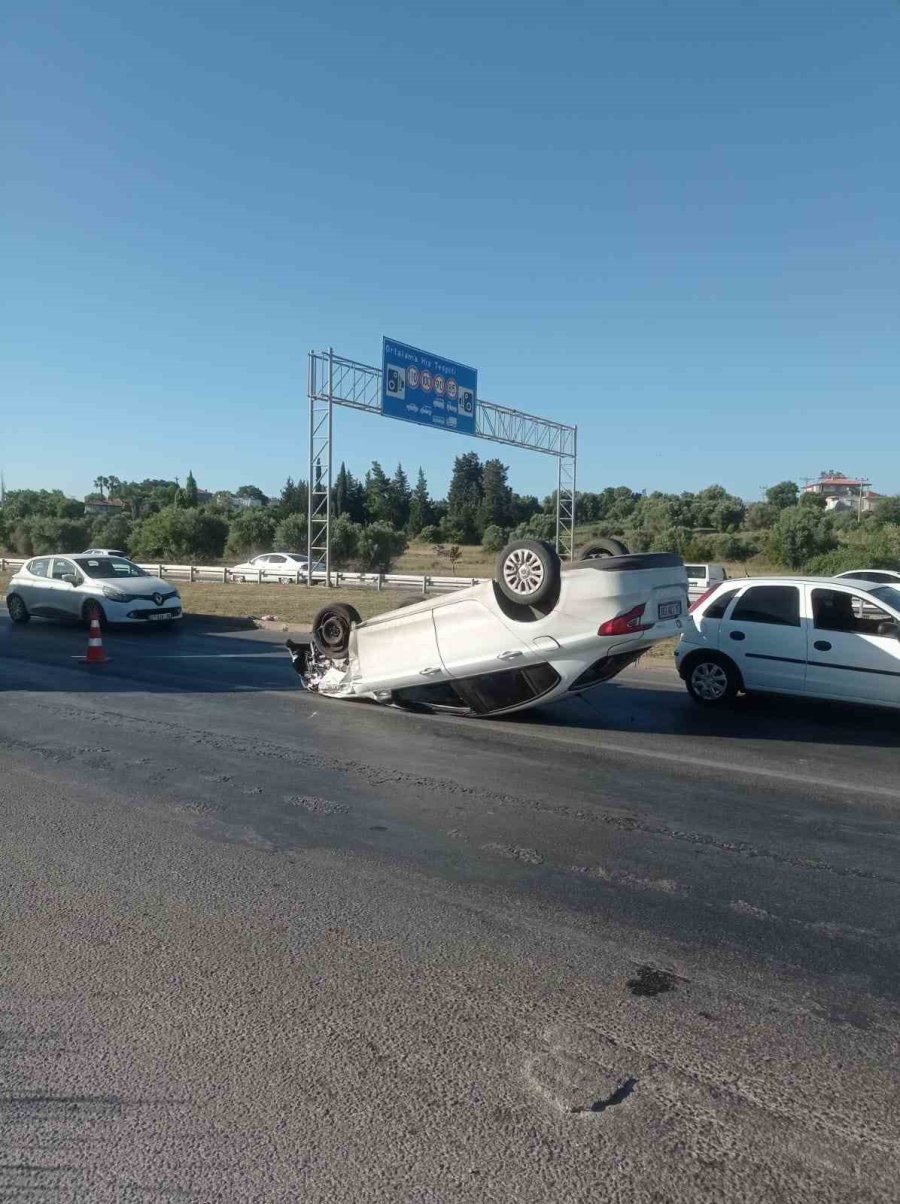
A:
1,614,899,1202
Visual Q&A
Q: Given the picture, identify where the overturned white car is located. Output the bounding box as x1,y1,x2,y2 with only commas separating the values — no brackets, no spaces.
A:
287,540,688,718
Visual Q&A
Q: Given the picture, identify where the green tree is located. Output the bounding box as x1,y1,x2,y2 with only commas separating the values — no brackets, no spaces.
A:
418,524,440,545
390,463,411,529
225,509,277,557
766,507,835,570
798,490,827,511
407,468,433,536
765,481,799,511
90,512,134,551
481,524,507,554
479,458,514,531
330,515,360,567
21,517,90,554
131,508,228,561
93,476,109,500
235,485,269,504
356,522,407,572
745,502,775,531
273,512,307,551
183,470,199,508
280,476,308,515
874,496,900,526
364,462,393,525
446,451,483,542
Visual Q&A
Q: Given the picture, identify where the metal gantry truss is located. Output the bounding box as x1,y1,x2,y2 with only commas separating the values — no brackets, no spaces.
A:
307,348,577,582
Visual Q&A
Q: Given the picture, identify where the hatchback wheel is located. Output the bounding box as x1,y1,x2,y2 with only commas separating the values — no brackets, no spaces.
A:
7,594,30,624
685,657,739,705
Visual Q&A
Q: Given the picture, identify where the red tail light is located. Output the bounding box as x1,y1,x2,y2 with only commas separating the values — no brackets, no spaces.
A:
688,586,717,614
598,603,653,637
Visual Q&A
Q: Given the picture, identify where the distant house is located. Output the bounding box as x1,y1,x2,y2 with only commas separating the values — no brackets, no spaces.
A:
801,474,881,514
84,497,127,517
213,491,265,512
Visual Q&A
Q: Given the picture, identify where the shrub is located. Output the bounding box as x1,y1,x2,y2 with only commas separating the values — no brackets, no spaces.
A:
273,513,307,551
132,507,228,561
225,510,276,558
418,525,440,545
356,522,407,573
481,524,507,554
330,516,360,568
766,507,836,570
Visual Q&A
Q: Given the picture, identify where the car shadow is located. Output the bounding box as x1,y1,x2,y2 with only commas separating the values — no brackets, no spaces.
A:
0,614,297,696
516,677,900,750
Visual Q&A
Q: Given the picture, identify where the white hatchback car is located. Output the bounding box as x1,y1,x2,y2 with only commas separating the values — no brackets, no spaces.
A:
231,552,309,583
835,569,900,586
676,576,900,710
287,540,689,718
6,555,183,626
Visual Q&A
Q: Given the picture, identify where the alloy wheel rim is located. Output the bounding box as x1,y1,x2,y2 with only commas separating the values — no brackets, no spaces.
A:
692,662,727,700
503,548,545,597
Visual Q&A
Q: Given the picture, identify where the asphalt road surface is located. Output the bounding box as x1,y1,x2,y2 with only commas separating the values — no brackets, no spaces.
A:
2,614,899,1203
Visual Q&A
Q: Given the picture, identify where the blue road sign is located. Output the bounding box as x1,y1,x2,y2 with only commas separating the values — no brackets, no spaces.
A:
382,337,477,436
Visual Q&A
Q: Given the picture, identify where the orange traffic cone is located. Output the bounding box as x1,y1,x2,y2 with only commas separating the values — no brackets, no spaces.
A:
84,606,108,664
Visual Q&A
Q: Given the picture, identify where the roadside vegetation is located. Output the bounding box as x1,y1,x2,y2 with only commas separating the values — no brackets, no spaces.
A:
2,462,899,587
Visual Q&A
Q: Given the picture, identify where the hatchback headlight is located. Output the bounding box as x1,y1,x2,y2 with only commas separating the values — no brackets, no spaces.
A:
102,586,130,603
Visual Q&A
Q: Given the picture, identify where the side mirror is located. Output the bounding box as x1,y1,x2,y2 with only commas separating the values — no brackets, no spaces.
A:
61,574,78,586
876,621,900,639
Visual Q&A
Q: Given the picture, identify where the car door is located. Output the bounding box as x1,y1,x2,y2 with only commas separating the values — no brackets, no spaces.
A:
19,558,54,614
719,584,807,694
49,557,84,617
433,599,533,680
265,554,288,580
353,605,449,692
806,586,900,706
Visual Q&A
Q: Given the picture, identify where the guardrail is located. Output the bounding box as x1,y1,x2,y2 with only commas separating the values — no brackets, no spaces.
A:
0,557,482,595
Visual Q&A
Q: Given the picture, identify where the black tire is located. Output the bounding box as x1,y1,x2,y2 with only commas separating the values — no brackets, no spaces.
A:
683,654,740,706
81,600,107,628
495,540,561,606
7,594,30,624
311,602,362,658
580,538,629,559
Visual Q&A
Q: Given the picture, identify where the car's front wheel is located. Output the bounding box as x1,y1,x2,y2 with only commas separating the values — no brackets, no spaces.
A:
496,540,560,606
81,600,107,628
311,603,362,658
684,655,739,706
7,594,30,624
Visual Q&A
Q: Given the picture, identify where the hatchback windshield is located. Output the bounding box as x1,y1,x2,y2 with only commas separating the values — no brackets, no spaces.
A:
74,557,150,579
870,585,900,613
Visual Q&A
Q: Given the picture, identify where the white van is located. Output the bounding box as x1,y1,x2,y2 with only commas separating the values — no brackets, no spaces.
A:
685,563,727,597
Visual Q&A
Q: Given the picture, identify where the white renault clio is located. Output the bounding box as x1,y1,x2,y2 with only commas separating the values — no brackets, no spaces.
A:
6,555,183,626
676,577,900,710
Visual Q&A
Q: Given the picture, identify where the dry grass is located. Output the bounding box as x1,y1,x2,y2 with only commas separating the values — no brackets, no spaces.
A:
395,541,494,577
175,583,404,625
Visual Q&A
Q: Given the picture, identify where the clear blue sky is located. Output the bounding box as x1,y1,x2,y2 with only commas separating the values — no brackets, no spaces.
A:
4,0,899,504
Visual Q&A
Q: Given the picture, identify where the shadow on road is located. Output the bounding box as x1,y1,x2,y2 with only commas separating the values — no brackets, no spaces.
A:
0,614,296,696
521,677,900,751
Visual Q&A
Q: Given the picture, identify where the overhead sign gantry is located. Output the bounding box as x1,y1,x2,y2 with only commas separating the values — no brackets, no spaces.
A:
307,339,577,583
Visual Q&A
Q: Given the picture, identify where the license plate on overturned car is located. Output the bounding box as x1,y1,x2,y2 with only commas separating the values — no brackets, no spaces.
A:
658,600,682,620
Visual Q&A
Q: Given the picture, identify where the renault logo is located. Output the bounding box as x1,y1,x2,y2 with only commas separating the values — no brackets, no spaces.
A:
153,592,164,606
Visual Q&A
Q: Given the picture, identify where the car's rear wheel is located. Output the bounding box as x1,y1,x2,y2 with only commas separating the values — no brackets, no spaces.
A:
580,538,629,559
496,540,560,606
7,594,30,624
311,602,362,658
685,655,739,706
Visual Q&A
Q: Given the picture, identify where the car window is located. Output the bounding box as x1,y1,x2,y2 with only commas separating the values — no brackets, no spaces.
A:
731,585,800,627
252,555,268,564
268,555,286,564
685,565,705,578
870,585,900,613
74,557,149,579
812,588,897,637
28,558,51,578
50,558,76,581
704,588,739,620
